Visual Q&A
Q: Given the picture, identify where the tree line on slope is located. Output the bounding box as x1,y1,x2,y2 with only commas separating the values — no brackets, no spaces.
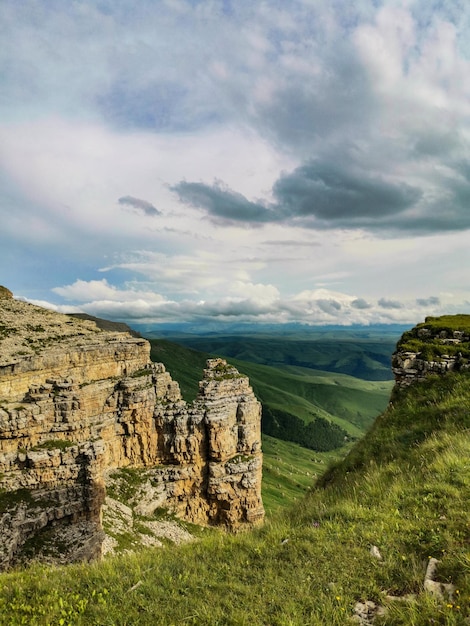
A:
262,406,349,452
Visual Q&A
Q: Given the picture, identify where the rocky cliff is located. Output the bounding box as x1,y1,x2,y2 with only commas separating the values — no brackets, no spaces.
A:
0,290,264,569
392,315,470,387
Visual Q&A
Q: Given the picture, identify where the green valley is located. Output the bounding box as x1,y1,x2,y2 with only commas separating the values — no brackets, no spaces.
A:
152,327,400,380
150,333,395,515
150,335,394,462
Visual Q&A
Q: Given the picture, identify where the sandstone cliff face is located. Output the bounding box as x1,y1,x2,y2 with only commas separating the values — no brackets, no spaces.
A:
0,294,263,569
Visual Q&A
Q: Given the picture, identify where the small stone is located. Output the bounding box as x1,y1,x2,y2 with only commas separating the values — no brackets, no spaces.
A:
353,600,386,624
370,545,382,560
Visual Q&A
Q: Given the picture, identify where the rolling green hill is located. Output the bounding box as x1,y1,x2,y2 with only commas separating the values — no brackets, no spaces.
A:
3,369,470,624
150,338,392,512
231,359,392,435
158,331,398,380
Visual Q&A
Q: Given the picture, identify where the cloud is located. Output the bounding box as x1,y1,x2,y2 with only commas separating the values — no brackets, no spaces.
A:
172,162,419,231
38,280,470,327
170,161,425,231
118,196,161,217
163,2,470,237
3,1,470,323
171,146,470,234
226,280,280,303
351,298,372,310
171,154,470,234
98,250,267,296
378,298,404,310
99,83,189,132
171,180,275,225
316,299,342,316
272,161,422,224
261,239,320,248
416,296,441,307
52,278,166,304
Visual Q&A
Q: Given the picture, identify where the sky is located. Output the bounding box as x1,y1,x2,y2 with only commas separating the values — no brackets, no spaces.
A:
1,0,470,327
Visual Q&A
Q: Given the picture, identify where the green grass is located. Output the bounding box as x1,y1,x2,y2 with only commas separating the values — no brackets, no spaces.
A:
318,370,470,486
261,435,349,514
0,488,35,514
2,371,470,624
418,314,470,333
31,440,75,451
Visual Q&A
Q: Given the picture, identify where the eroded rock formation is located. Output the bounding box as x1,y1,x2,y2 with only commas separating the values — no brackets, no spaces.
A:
0,294,263,569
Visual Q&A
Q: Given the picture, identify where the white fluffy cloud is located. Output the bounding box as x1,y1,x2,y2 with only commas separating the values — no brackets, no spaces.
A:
39,279,468,327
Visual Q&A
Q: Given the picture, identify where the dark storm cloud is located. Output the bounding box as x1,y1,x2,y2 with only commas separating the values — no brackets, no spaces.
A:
118,196,161,216
272,161,422,222
171,146,470,234
172,160,423,230
378,298,404,310
412,128,462,158
171,181,275,224
416,296,440,307
351,298,372,310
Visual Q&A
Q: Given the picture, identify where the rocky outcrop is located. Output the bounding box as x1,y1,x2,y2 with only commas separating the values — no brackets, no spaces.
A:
0,286,13,300
392,349,468,387
392,317,470,387
0,294,263,569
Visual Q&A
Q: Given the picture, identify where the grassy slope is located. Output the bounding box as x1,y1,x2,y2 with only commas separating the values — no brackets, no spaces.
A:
232,359,392,435
2,372,470,624
149,338,209,402
261,435,350,514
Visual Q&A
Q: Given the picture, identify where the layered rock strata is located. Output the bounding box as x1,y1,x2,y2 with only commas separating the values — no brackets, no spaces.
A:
0,294,263,569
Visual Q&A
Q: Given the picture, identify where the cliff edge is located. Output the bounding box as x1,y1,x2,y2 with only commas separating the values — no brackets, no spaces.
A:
392,314,470,387
0,292,264,569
